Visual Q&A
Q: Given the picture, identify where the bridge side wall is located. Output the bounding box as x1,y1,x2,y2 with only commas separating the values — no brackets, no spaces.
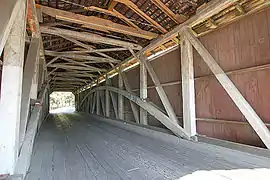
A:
108,7,270,147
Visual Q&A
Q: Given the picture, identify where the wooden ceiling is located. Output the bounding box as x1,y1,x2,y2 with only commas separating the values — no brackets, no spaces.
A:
31,0,268,92
33,0,202,91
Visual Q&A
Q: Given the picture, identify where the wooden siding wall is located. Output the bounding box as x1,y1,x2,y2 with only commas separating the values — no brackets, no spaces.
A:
108,7,270,147
194,7,270,147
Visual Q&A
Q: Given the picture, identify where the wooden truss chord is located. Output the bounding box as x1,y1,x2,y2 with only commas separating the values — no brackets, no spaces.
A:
48,63,107,72
44,50,120,64
40,26,142,50
58,35,120,65
51,72,97,78
60,48,128,54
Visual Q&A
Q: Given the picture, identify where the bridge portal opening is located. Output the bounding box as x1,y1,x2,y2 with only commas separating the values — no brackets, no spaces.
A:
49,91,75,113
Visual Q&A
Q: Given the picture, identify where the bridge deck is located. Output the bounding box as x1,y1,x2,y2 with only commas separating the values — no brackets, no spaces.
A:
26,113,270,180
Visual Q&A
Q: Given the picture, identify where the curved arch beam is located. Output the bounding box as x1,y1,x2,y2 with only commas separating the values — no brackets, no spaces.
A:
80,86,190,139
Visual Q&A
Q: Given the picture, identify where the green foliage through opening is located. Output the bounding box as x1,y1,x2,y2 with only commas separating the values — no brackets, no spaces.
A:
50,92,75,111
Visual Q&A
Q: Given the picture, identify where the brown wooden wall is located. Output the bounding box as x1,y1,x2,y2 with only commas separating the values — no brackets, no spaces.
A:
109,7,270,147
194,7,270,147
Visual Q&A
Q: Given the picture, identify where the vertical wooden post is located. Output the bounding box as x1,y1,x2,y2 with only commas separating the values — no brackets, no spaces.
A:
0,0,26,174
38,56,44,91
29,56,39,99
185,29,270,148
88,91,92,113
121,72,140,123
129,48,179,124
106,78,118,118
140,62,148,125
118,66,124,120
139,55,179,124
85,91,89,113
77,93,81,111
99,90,105,115
110,91,119,119
88,89,92,113
80,91,84,111
28,0,47,91
181,35,196,137
105,75,110,117
83,92,86,112
76,93,80,111
91,92,97,114
19,37,40,148
96,79,100,115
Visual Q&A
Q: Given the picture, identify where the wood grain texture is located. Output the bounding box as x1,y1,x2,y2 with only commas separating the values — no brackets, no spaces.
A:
102,7,270,147
26,113,270,180
194,8,270,146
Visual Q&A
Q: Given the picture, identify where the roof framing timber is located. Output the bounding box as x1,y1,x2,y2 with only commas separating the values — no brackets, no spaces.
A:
141,0,243,55
108,0,118,11
43,37,62,44
150,0,187,24
51,82,85,86
53,77,88,82
60,48,128,54
113,0,168,33
52,84,80,87
44,50,120,63
40,26,142,50
51,72,97,78
84,6,140,30
78,0,266,92
46,56,60,66
48,63,107,72
60,57,100,68
112,9,140,30
58,35,120,66
45,41,72,50
38,5,158,40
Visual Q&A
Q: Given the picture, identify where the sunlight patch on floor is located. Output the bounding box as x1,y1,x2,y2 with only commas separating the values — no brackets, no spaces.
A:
53,113,74,131
50,106,75,114
177,168,270,180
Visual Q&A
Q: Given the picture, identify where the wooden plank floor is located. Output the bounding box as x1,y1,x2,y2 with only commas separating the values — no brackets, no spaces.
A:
26,113,270,180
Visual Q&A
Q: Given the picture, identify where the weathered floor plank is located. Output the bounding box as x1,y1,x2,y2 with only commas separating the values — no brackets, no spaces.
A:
26,113,270,180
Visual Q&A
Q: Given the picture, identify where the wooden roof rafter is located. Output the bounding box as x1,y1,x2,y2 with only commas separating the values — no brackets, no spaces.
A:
150,0,187,24
112,0,168,33
83,5,140,30
38,5,159,40
112,9,141,30
77,0,270,93
35,0,201,91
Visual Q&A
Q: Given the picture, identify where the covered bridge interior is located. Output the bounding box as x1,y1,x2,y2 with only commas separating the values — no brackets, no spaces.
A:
1,0,270,179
